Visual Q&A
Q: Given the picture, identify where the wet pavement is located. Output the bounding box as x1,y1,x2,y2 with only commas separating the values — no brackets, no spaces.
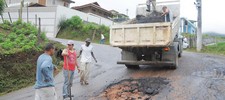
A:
1,38,225,100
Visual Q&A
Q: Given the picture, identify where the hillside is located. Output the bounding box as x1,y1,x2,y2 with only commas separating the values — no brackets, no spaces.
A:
57,16,110,44
0,20,64,95
204,32,225,37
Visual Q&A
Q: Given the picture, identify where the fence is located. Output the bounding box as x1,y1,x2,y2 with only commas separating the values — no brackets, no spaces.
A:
0,5,113,37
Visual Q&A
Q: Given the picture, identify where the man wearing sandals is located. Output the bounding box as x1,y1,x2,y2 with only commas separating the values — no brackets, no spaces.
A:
77,38,97,85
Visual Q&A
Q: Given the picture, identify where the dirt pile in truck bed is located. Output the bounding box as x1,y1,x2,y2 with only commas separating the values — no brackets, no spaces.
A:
124,11,165,24
98,77,170,100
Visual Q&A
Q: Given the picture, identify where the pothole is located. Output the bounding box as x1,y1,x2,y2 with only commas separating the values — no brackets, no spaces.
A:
98,77,170,100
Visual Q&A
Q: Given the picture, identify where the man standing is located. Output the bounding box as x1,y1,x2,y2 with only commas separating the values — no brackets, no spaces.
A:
146,0,156,12
100,33,105,44
62,40,79,99
77,38,97,85
34,43,57,100
161,6,173,22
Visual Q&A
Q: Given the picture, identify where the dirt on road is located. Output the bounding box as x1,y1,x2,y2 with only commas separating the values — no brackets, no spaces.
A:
98,77,170,100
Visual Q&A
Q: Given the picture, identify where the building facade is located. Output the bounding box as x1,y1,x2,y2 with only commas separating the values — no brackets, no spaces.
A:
72,2,112,19
180,18,197,34
110,10,129,23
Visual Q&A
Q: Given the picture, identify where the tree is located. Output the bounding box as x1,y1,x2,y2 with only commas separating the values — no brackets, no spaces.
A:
0,0,5,21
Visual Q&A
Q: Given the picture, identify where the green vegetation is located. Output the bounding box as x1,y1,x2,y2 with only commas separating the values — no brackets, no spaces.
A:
0,20,47,54
0,0,5,15
57,16,110,44
187,42,225,56
0,20,65,95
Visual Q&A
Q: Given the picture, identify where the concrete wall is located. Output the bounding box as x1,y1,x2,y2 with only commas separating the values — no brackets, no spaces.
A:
5,0,64,7
1,6,113,38
1,6,57,37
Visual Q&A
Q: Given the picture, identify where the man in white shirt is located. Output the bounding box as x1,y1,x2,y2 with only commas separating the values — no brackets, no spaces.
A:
77,38,97,85
100,33,105,44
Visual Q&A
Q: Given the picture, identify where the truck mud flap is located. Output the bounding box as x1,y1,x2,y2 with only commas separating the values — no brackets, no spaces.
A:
117,60,174,66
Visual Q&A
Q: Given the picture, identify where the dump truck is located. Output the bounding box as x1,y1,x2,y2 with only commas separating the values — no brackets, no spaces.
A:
110,1,182,69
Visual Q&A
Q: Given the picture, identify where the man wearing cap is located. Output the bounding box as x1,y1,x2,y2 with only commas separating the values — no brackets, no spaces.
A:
61,40,79,99
77,38,97,85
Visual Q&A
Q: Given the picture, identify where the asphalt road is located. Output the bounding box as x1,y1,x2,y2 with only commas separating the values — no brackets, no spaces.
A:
1,38,225,100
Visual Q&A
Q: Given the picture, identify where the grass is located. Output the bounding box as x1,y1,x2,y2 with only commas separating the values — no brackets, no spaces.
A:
0,20,66,95
57,28,110,44
0,42,65,96
186,42,225,56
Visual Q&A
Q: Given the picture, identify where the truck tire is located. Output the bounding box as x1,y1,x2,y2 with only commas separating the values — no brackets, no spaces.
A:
125,65,140,69
170,53,178,69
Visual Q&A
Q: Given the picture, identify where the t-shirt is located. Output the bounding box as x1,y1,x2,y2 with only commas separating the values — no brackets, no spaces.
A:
164,9,173,22
62,49,77,71
80,44,93,63
34,53,55,89
101,34,105,40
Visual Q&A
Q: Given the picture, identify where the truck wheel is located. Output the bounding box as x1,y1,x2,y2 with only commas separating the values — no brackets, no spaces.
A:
125,65,140,69
170,54,178,69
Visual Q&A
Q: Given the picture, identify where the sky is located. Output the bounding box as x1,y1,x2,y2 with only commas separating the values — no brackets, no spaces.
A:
71,0,225,34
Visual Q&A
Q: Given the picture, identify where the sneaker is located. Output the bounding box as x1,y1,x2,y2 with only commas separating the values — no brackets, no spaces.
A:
63,95,68,99
63,95,74,99
85,82,89,85
68,95,74,97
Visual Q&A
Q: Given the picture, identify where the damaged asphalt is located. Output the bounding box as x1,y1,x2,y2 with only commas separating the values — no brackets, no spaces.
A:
1,38,225,100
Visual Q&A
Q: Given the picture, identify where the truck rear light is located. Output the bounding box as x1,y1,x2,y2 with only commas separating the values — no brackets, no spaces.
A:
163,47,170,51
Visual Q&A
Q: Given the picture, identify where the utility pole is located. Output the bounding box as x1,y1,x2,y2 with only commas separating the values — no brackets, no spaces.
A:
195,0,202,51
126,9,129,20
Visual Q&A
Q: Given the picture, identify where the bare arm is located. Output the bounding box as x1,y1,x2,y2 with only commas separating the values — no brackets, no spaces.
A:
91,52,97,63
61,49,68,56
77,50,82,58
161,9,169,16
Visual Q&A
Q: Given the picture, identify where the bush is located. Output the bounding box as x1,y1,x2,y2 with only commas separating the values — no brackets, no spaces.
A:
59,16,83,30
3,20,11,25
57,16,110,43
0,19,66,95
0,20,47,55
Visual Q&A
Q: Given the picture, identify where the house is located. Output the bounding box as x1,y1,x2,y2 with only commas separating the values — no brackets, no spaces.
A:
72,2,112,19
110,10,129,23
180,17,197,34
5,0,74,7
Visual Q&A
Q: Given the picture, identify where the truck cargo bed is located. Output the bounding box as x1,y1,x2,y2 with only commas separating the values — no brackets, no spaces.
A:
110,17,180,47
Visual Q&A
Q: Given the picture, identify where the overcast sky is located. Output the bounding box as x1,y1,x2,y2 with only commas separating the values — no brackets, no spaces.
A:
71,0,225,34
